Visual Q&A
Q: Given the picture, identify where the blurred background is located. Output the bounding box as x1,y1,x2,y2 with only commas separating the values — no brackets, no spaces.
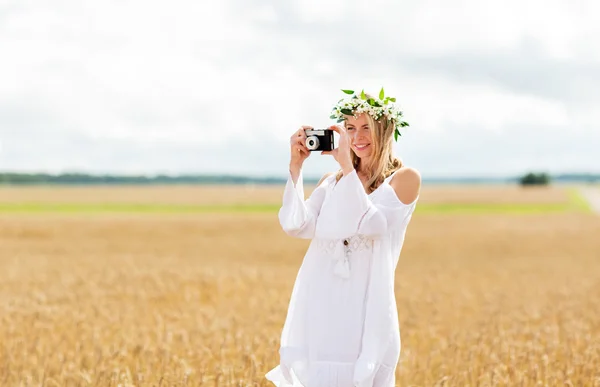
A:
0,0,599,386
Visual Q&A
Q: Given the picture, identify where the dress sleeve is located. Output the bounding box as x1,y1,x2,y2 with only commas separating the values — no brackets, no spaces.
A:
278,168,329,239
325,169,416,239
353,239,398,387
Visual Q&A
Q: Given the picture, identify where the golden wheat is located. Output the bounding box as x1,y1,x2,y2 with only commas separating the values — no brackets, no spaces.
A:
0,185,599,386
0,183,571,205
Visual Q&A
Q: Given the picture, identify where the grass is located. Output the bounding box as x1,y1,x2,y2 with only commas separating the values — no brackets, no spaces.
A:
0,183,592,215
566,187,593,212
415,202,580,214
0,199,592,214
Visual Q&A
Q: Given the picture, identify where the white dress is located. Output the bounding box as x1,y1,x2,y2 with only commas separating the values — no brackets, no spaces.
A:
265,168,418,387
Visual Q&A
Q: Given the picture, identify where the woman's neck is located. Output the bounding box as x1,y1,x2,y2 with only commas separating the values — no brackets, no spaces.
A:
356,162,373,177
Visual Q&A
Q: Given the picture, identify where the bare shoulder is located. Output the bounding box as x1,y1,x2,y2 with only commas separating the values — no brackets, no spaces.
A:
389,167,421,204
317,172,335,187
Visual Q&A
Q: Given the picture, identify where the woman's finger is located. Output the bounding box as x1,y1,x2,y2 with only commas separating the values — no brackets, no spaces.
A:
294,137,307,148
294,143,310,155
293,127,308,138
293,143,305,152
328,125,345,135
298,126,311,137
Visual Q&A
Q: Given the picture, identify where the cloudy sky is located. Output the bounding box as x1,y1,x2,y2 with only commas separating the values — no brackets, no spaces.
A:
0,0,598,179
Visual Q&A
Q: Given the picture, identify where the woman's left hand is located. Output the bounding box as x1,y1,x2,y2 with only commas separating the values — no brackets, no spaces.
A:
322,125,354,174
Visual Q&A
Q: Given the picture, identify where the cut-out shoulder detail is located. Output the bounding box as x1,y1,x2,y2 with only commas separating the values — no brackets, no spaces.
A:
388,167,421,205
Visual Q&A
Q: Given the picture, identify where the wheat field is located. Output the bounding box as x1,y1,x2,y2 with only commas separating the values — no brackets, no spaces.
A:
1,184,599,386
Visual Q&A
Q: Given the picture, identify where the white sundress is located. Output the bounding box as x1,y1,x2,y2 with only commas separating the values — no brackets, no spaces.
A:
265,168,419,387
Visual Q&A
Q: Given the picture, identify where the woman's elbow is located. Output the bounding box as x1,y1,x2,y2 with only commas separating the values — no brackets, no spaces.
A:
357,213,388,238
281,225,314,239
278,214,315,239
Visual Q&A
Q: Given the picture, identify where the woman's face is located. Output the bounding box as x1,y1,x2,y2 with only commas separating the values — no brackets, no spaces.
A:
345,113,373,159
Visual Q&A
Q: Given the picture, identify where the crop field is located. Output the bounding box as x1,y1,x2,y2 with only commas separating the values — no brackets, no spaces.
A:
0,184,592,214
0,184,599,386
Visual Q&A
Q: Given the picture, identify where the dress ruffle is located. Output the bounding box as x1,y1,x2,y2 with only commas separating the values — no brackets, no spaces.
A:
265,359,396,387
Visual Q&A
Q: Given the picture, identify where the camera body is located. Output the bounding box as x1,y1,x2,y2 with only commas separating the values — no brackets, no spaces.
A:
305,129,334,152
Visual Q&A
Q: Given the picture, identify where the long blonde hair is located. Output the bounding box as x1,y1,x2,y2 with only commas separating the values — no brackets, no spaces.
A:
335,97,403,193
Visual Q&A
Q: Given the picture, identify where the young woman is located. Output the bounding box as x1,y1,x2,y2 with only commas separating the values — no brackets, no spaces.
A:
266,90,421,387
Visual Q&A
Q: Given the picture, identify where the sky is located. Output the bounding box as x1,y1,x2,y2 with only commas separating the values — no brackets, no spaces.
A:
0,0,598,179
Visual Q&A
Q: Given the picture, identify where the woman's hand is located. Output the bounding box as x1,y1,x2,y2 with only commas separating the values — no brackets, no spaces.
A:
322,125,354,175
290,126,311,169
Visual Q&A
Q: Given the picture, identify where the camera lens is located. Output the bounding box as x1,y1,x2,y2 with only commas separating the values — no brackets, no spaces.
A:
306,136,319,150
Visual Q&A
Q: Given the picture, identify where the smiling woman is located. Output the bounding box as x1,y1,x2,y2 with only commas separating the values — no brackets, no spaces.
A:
266,88,421,387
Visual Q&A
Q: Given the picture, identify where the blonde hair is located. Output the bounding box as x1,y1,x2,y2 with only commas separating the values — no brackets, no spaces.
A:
334,95,403,193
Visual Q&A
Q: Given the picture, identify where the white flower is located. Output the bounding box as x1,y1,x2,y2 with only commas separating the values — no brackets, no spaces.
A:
331,91,407,136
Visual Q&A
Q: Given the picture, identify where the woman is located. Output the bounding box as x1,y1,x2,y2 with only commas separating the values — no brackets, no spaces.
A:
265,90,421,387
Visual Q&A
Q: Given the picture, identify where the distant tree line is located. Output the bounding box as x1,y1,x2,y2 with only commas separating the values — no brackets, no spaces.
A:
517,172,600,186
0,172,597,186
519,172,551,186
0,172,289,185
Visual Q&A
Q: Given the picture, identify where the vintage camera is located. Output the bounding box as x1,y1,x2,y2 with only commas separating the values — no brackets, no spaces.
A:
304,129,335,151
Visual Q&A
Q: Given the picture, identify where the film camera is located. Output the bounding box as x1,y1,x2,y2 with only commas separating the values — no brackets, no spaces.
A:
304,129,335,152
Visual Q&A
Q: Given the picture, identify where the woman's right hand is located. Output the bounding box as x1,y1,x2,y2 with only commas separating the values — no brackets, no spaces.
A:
290,126,312,168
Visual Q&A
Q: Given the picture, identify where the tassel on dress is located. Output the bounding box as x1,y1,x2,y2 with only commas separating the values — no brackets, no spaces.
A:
333,239,350,278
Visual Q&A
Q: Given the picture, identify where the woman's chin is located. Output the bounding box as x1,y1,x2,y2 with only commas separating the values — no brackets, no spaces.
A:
353,149,371,158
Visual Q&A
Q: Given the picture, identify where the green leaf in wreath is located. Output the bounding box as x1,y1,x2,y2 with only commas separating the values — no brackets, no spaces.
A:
360,90,366,100
330,114,337,120
389,97,396,102
342,89,354,95
394,129,399,141
379,87,385,100
340,108,353,115
367,98,375,106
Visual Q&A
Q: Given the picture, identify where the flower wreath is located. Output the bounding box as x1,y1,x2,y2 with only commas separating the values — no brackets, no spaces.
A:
329,88,409,141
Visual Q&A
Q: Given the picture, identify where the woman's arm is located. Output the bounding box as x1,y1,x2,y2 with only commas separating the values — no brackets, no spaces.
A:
325,168,420,239
278,168,332,239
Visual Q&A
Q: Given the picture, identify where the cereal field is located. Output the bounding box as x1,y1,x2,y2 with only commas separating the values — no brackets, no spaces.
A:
0,184,599,386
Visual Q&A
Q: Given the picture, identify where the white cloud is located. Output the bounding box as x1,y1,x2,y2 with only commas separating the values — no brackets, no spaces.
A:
0,0,598,177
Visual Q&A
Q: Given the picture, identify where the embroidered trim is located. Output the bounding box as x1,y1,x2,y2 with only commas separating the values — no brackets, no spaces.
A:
316,235,374,255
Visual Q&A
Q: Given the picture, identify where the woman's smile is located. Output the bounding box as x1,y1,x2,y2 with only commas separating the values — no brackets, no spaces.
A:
353,143,370,152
